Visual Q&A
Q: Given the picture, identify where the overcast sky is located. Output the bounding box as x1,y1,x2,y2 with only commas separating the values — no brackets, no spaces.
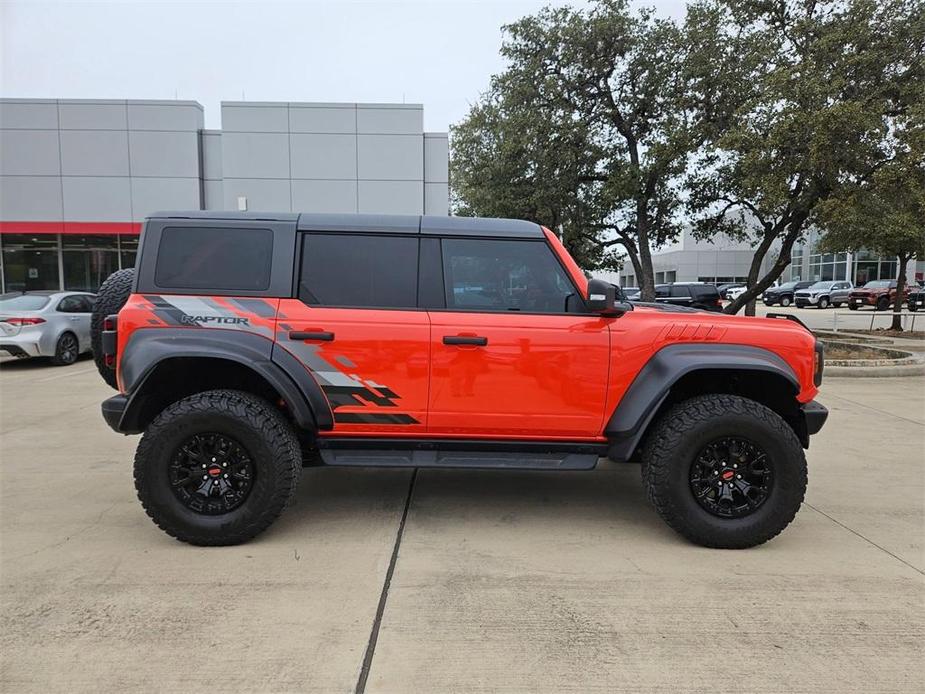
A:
1,0,685,132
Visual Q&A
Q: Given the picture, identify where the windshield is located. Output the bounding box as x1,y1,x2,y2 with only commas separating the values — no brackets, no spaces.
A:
776,282,796,290
863,280,891,289
809,282,832,291
0,293,51,311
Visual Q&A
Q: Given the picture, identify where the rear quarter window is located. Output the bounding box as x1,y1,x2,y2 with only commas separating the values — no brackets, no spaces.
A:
154,226,273,291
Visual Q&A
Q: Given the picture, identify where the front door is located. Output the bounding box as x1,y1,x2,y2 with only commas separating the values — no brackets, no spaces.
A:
427,237,611,439
277,232,430,434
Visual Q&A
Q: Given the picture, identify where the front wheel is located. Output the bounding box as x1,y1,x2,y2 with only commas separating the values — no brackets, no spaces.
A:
848,304,859,311
833,302,842,308
818,297,829,309
641,394,807,549
876,296,890,311
909,302,919,312
780,296,791,307
134,390,302,546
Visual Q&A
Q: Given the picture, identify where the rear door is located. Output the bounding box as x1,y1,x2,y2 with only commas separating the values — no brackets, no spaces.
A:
426,236,610,438
276,231,430,434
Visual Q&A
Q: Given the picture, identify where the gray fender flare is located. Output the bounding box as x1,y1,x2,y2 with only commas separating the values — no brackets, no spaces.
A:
118,329,333,433
605,344,799,461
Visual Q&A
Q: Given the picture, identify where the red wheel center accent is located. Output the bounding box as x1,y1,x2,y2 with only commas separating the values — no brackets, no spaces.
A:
721,470,735,481
208,465,222,477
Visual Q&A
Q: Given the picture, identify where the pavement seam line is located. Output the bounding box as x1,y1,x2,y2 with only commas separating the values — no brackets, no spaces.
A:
355,468,418,694
824,392,925,427
804,502,924,576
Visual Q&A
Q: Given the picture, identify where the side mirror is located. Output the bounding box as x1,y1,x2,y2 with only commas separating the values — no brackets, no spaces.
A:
586,278,632,316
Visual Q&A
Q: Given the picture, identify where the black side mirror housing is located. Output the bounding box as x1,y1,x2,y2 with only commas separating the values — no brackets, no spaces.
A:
586,278,632,316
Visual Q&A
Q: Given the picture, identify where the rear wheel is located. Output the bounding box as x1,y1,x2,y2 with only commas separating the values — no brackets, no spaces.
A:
134,389,302,546
641,394,806,549
833,302,842,308
91,268,134,389
50,332,79,366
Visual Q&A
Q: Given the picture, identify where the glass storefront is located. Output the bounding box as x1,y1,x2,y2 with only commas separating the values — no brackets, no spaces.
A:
808,252,849,281
0,234,138,293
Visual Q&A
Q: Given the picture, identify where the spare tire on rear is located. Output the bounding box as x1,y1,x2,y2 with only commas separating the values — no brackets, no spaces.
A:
91,268,135,390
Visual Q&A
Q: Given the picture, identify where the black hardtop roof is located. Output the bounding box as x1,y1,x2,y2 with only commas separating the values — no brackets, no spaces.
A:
148,211,544,239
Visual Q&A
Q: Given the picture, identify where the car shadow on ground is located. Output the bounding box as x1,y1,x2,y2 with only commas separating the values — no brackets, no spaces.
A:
272,462,673,542
0,353,93,371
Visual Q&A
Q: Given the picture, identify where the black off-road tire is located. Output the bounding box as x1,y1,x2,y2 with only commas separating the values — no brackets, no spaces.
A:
641,394,807,549
91,268,135,389
50,331,79,366
134,390,302,546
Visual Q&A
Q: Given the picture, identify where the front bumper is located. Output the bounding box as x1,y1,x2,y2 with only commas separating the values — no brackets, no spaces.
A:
849,295,877,306
801,400,828,438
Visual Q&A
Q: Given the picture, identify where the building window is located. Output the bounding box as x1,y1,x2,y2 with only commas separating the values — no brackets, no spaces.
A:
62,235,119,292
119,234,139,269
665,271,677,283
0,234,60,292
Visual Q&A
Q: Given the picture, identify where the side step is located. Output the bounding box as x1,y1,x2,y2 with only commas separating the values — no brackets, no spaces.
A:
315,439,605,470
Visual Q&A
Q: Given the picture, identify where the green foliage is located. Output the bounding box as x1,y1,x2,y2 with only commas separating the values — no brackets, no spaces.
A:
687,0,924,314
451,0,735,297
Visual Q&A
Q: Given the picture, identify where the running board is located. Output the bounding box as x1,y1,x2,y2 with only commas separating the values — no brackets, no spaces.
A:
315,438,604,470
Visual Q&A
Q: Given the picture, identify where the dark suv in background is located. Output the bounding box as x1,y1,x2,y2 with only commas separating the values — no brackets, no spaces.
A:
763,281,814,307
653,283,723,311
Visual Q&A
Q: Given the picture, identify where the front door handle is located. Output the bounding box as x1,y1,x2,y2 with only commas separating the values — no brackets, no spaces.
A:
289,331,334,341
443,335,488,346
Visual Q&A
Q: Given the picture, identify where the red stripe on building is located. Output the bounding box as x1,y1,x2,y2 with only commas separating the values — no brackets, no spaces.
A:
0,221,141,235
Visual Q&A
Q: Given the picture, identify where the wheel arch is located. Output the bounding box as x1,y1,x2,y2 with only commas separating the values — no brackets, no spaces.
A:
606,344,802,462
117,329,332,434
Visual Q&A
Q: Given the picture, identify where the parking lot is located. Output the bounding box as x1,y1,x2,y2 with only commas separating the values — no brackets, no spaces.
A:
0,357,922,693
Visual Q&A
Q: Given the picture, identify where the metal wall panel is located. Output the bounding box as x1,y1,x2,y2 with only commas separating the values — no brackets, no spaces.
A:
358,180,422,214
222,104,289,132
424,182,449,215
289,105,356,134
357,105,423,134
61,176,132,221
203,180,224,210
0,130,61,176
357,134,423,181
0,101,59,130
290,133,357,180
0,176,63,220
424,133,449,183
291,179,357,213
127,102,203,131
58,101,127,130
221,178,291,211
221,132,290,179
60,130,129,176
129,131,200,178
200,131,223,181
131,177,201,220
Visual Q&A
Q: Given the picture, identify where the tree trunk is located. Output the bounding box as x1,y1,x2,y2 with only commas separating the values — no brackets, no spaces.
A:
891,253,909,331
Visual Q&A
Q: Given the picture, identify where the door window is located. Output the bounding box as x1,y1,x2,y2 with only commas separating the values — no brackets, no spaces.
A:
299,234,418,309
669,285,691,298
57,295,86,313
441,239,576,313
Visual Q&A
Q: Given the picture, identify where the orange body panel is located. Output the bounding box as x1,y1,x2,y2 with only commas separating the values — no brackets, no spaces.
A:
115,243,819,440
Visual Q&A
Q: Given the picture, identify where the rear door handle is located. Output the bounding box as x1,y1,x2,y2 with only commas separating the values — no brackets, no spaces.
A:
289,331,334,341
443,335,488,346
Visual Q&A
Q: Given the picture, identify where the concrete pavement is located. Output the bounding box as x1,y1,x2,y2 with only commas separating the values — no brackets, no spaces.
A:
1,357,922,693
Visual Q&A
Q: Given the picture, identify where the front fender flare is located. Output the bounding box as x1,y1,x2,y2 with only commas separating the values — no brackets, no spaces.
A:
605,344,799,461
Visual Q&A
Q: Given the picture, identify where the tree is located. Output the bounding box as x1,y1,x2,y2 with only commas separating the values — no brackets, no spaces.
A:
451,0,741,299
816,152,925,330
687,0,924,315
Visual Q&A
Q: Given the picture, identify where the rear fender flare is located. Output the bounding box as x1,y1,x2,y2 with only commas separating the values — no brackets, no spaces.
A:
118,329,333,432
605,344,799,461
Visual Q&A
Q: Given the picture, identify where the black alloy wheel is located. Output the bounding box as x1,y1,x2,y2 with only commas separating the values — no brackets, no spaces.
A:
168,433,255,515
52,332,79,365
689,437,772,519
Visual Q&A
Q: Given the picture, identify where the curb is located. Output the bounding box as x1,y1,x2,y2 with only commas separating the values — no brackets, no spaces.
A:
825,362,925,378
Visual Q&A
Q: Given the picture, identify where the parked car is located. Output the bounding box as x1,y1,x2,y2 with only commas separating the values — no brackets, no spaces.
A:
908,286,925,312
654,283,723,311
794,281,854,309
762,281,814,307
622,286,640,301
725,285,748,302
95,211,826,548
0,291,96,364
847,280,910,311
717,283,745,300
